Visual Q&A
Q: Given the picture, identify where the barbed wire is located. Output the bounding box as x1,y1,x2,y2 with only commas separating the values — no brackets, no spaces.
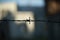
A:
0,19,60,24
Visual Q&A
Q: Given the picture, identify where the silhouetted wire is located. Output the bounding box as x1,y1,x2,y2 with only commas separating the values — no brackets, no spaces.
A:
0,19,60,23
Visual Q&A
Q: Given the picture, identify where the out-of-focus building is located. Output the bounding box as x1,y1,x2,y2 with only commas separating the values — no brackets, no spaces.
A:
0,2,35,39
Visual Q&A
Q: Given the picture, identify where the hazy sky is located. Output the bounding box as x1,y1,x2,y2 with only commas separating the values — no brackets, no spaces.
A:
0,0,45,7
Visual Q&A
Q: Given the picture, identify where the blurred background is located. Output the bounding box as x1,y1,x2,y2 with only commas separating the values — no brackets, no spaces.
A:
1,0,60,40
